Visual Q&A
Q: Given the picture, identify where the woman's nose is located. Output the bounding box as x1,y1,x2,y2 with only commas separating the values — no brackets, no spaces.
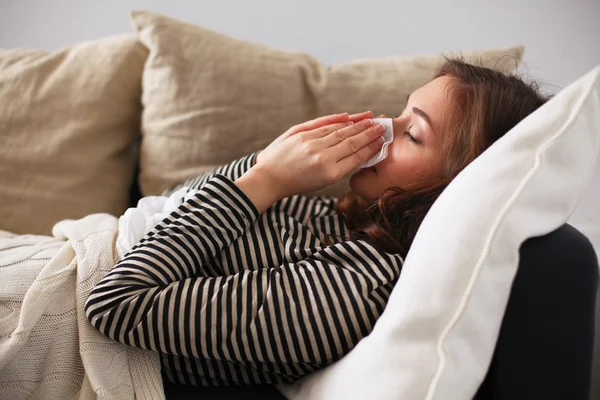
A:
391,116,404,134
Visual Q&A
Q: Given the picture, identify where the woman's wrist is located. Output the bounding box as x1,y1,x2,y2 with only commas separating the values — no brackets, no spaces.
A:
234,166,281,214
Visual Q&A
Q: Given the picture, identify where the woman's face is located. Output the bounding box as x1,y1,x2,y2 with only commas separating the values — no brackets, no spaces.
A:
349,76,454,202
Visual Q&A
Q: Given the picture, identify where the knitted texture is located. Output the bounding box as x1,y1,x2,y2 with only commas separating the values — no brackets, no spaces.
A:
0,214,164,399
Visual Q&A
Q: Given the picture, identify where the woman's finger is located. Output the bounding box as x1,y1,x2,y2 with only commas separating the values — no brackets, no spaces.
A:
376,114,386,118
336,133,385,174
318,118,375,147
287,113,349,135
301,111,374,139
325,120,385,161
303,121,353,139
348,111,373,122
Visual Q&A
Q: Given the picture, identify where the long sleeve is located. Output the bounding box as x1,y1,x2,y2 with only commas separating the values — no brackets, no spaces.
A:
161,151,258,196
85,174,400,375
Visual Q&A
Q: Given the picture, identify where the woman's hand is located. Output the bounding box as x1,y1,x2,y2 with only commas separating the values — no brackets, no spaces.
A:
255,111,374,165
250,111,386,200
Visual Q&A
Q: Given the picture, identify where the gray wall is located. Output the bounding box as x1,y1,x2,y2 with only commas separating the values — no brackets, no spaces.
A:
1,0,599,398
2,0,599,88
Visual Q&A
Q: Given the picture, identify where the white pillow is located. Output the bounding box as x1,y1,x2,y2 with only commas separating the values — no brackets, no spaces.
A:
276,66,600,399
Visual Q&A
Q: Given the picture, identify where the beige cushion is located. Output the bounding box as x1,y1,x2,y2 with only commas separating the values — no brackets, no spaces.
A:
132,10,524,197
0,35,148,235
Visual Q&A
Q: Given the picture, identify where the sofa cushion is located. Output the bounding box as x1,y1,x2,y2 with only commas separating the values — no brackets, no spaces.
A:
0,35,148,235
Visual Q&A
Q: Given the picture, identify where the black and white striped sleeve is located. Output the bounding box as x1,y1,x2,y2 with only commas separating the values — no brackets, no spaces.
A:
161,152,258,196
85,173,397,370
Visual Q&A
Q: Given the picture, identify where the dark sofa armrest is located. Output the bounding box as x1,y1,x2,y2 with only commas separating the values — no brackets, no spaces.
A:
475,224,599,400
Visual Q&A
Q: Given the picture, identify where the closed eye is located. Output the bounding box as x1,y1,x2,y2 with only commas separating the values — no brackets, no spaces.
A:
404,131,420,144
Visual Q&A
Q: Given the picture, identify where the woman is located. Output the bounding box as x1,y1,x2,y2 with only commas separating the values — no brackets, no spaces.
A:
85,58,548,388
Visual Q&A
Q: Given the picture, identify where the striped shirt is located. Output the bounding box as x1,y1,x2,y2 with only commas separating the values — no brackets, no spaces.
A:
85,152,404,387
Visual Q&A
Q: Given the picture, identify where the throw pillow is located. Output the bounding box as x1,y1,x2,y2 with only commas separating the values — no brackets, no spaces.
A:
0,35,148,235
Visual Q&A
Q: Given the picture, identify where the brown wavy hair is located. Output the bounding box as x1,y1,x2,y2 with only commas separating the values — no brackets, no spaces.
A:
332,57,550,257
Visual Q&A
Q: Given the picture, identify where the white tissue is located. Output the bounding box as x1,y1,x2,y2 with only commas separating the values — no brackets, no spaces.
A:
359,118,394,169
116,186,192,259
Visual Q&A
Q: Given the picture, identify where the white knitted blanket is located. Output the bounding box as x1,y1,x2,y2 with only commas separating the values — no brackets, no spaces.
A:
0,213,164,400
